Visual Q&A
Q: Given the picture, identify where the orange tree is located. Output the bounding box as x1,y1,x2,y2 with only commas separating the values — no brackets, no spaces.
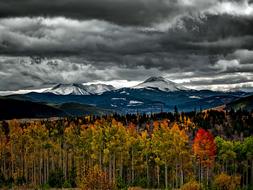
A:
193,128,216,186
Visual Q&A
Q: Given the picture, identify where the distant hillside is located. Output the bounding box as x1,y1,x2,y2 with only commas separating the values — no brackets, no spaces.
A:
227,94,253,111
0,97,66,120
0,96,115,120
56,102,113,116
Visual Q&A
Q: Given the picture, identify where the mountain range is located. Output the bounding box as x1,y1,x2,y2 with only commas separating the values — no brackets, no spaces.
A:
45,76,188,96
0,76,252,119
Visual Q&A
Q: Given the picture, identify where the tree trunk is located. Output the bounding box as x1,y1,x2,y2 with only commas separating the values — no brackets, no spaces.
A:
146,154,149,187
109,154,112,183
246,161,249,187
113,152,116,183
47,149,49,182
176,163,178,188
251,160,253,186
157,165,160,188
3,154,6,179
226,160,228,173
206,167,209,187
198,161,201,183
32,160,34,185
180,162,184,187
120,152,123,179
66,151,69,179
201,162,203,184
131,149,134,183
99,147,102,170
172,169,174,189
11,144,14,177
40,151,42,185
165,163,168,189
22,149,25,180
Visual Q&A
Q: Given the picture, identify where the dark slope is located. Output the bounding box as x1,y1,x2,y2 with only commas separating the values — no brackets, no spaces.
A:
0,97,67,120
56,102,113,115
227,94,253,111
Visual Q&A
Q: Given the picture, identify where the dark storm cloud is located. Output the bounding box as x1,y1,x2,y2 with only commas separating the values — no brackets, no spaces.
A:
1,14,253,59
162,14,253,56
1,0,252,25
0,0,213,26
172,14,253,40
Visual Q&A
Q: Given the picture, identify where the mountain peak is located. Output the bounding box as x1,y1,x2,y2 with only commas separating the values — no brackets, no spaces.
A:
134,76,188,91
46,83,115,95
143,76,167,83
51,83,83,90
47,83,90,95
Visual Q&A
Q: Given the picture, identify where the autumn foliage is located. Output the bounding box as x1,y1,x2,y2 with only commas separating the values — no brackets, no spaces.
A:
80,166,115,190
214,173,241,190
0,109,252,189
180,180,202,190
193,128,216,167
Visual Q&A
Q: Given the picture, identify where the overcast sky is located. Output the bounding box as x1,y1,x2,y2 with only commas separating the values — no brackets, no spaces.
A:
0,0,253,92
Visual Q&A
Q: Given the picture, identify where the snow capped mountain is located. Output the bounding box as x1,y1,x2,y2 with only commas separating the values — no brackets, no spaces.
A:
133,76,188,91
45,84,90,95
45,83,115,95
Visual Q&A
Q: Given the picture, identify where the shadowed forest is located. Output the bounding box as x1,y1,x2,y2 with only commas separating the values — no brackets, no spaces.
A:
0,109,253,190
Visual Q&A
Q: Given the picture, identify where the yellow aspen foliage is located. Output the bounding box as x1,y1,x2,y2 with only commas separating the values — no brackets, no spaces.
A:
180,180,202,190
80,165,116,190
214,173,241,190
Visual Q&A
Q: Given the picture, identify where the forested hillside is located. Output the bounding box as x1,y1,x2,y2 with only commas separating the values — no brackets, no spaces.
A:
0,109,252,189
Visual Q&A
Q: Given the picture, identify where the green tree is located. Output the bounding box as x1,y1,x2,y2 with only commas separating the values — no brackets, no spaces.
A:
215,137,236,174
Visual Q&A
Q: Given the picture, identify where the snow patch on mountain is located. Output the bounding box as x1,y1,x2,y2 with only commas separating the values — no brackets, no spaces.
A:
112,97,126,101
127,100,143,106
120,90,130,95
189,95,201,99
129,100,143,104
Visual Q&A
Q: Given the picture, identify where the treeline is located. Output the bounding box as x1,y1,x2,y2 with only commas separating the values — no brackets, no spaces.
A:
0,109,252,189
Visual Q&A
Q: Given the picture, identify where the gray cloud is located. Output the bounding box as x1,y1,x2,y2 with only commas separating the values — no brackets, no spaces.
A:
185,74,253,86
0,56,165,91
226,49,253,64
0,17,161,56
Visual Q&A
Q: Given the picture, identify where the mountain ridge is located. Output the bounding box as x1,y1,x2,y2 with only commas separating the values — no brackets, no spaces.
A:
45,83,115,95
